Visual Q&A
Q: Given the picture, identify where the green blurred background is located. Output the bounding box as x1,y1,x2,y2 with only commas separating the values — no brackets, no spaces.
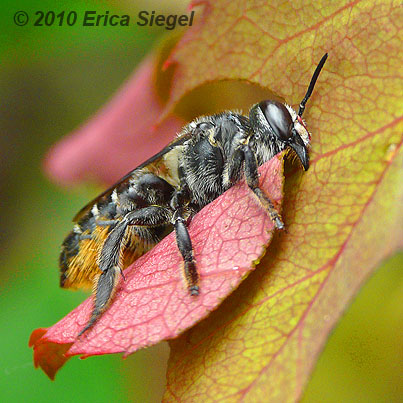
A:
0,1,401,402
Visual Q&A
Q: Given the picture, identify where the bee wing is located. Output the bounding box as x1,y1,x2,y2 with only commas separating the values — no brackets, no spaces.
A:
73,132,193,222
73,170,134,222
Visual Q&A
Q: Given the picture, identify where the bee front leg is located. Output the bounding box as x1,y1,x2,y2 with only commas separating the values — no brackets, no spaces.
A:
243,145,284,230
79,206,173,336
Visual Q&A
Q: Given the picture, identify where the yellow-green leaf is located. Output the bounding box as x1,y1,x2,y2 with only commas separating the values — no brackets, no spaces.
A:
163,0,403,401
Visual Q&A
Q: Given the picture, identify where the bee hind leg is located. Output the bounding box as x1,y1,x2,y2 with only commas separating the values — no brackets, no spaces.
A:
79,206,173,336
78,266,120,336
95,219,119,227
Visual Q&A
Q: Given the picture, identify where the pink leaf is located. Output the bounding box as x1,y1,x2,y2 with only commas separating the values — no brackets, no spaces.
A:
44,55,184,185
30,155,284,379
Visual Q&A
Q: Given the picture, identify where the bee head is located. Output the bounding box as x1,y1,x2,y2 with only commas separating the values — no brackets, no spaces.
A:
249,53,328,171
249,100,310,170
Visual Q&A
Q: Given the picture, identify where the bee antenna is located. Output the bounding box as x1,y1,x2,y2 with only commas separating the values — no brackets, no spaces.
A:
298,53,328,117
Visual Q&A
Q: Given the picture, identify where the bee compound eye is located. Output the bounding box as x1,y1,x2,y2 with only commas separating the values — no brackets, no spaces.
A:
259,100,293,141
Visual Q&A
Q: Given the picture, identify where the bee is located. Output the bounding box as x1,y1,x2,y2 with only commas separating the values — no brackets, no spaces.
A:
60,54,328,335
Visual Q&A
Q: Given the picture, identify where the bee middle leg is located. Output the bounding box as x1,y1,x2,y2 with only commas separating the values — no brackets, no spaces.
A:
243,145,284,230
172,208,199,295
170,188,199,295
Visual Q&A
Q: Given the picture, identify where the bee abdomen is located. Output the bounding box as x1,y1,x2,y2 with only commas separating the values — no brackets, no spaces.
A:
93,194,117,220
59,208,112,290
59,231,80,287
60,172,178,291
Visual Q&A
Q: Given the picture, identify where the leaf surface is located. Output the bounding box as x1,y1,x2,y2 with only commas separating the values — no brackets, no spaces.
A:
162,0,403,401
30,156,284,379
44,55,184,186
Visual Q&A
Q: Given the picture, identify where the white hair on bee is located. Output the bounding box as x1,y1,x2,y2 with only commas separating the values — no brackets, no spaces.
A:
284,103,311,147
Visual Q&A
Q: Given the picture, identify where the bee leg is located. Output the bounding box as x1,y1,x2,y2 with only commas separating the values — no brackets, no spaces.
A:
172,209,199,295
78,264,121,336
223,147,244,187
96,219,119,227
243,145,284,230
79,206,173,336
73,226,93,240
78,221,128,336
78,234,93,240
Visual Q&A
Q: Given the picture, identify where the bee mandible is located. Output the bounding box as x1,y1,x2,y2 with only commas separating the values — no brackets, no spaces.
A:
59,53,328,335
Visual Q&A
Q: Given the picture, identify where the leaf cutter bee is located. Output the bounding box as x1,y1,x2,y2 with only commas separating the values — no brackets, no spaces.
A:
59,54,328,335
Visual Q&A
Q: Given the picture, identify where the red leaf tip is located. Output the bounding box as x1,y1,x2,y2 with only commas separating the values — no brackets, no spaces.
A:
29,328,73,380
